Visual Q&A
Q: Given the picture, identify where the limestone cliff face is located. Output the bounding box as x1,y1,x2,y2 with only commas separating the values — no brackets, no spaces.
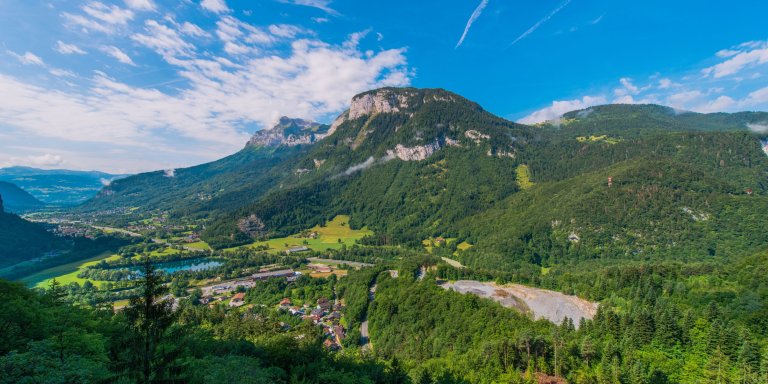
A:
247,117,330,148
386,139,444,161
347,89,414,119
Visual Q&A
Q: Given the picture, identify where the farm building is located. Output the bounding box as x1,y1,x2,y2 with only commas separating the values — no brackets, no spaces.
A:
252,269,295,281
229,292,246,307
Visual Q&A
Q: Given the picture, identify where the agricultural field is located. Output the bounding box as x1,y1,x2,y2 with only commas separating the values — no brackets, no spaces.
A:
231,215,372,254
21,252,121,289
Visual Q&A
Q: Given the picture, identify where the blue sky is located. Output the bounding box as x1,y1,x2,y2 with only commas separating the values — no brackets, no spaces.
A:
0,0,767,173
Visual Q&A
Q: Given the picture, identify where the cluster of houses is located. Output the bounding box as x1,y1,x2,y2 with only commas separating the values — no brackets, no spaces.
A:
280,297,346,350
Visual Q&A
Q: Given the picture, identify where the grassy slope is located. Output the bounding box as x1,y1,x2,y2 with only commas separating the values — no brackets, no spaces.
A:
227,215,372,254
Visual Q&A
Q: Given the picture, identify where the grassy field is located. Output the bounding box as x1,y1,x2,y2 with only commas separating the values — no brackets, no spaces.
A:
515,164,534,190
21,252,121,289
576,135,622,145
230,215,372,254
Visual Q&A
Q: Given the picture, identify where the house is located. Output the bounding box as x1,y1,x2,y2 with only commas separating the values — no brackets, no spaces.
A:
333,325,345,341
285,246,310,255
327,311,341,322
434,237,446,245
229,292,246,307
288,306,303,315
317,297,332,310
200,295,214,305
310,308,324,321
279,298,293,308
251,269,295,281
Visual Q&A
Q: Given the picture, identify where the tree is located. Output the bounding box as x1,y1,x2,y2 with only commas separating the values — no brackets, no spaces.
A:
123,258,179,383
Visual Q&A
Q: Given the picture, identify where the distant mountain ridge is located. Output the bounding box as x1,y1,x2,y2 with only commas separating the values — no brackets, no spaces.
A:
0,166,128,206
247,117,330,147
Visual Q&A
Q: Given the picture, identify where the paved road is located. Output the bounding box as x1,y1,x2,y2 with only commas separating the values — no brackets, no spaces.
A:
360,278,378,351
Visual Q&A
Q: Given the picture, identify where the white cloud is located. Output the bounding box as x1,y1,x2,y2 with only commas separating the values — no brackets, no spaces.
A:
50,68,77,77
279,0,338,15
455,0,488,48
312,17,329,24
7,51,45,66
519,95,607,124
658,78,673,89
10,154,65,168
62,2,134,34
200,0,230,14
101,45,137,65
0,31,409,170
747,122,768,133
55,41,87,55
619,77,639,94
180,21,209,38
702,40,768,78
124,0,156,11
131,20,195,59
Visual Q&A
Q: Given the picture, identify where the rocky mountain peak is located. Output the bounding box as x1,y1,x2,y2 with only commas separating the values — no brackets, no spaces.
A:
247,117,330,148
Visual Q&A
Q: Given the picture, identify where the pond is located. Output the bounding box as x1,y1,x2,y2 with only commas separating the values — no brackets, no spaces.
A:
126,258,223,275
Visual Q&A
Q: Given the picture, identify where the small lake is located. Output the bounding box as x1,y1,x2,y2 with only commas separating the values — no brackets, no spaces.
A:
125,258,223,275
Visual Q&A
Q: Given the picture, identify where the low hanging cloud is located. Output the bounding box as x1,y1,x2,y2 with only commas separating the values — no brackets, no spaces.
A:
519,95,606,124
455,0,489,49
747,122,768,134
9,154,65,168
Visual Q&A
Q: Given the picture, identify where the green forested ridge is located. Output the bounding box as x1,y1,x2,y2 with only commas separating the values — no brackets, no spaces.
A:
0,181,45,212
0,196,63,267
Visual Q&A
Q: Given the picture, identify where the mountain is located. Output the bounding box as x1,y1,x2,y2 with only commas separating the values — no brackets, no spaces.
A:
0,193,64,268
77,87,768,257
247,116,330,147
0,166,128,206
0,181,46,212
79,117,327,218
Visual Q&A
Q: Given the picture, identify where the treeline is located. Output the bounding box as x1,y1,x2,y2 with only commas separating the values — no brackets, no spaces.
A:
0,263,410,383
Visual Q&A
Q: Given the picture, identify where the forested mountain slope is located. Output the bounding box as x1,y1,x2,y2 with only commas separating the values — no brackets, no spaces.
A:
0,181,46,212
77,87,768,258
0,194,63,267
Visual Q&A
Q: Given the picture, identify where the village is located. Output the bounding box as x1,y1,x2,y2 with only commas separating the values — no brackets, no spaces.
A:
195,264,353,350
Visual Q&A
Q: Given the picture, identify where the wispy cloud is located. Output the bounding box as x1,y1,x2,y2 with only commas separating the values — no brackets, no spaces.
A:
509,0,572,47
279,0,338,15
7,51,45,66
101,45,137,66
455,0,488,49
55,41,87,55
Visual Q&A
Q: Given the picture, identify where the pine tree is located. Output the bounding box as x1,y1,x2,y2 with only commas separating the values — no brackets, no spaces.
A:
123,258,179,383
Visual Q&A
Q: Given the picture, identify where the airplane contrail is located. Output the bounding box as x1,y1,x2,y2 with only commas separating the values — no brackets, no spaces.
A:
455,0,489,49
509,0,573,47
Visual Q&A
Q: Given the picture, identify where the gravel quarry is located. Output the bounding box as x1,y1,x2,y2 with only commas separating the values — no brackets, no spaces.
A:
441,280,598,327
